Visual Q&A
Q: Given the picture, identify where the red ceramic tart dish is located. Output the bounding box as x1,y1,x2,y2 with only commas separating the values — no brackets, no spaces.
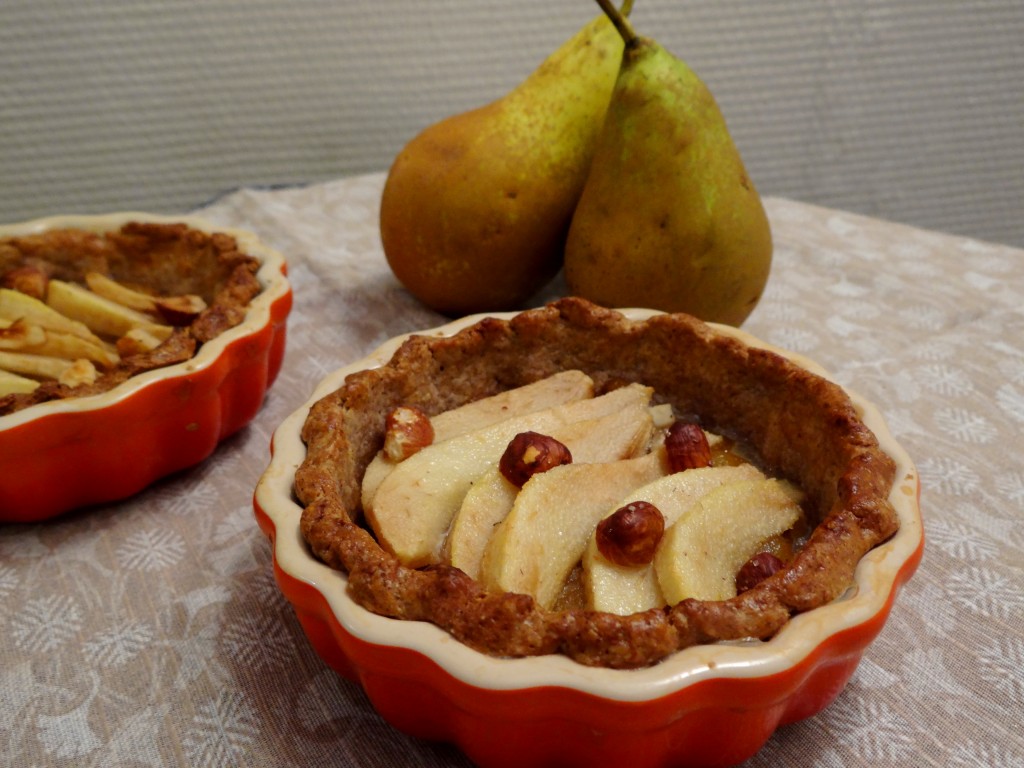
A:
0,213,292,522
254,302,922,768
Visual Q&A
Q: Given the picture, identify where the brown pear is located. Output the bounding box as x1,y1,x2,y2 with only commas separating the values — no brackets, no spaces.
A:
380,5,632,315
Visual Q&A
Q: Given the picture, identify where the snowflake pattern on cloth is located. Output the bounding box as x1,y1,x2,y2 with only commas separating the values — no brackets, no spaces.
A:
1,174,1022,768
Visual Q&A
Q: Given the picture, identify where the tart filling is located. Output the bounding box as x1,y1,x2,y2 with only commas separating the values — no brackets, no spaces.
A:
0,221,262,415
297,297,898,669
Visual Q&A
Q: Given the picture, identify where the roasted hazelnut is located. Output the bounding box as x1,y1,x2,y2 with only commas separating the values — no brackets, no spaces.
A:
665,421,712,472
155,294,208,326
383,405,435,461
498,431,572,488
735,551,784,593
1,266,49,300
595,501,666,566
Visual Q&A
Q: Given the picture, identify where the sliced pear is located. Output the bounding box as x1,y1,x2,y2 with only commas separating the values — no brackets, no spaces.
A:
447,399,656,579
84,272,159,312
582,463,764,615
479,447,669,609
0,349,74,380
21,329,120,368
0,368,40,395
0,287,100,343
116,327,167,356
367,383,652,568
361,370,594,509
0,318,47,349
46,280,173,341
432,370,595,441
85,273,208,326
445,471,519,579
654,478,803,604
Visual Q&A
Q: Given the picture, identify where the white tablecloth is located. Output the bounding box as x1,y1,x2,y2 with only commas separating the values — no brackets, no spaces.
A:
2,173,1022,767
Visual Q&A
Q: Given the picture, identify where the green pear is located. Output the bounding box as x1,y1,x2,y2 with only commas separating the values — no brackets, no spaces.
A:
380,4,632,315
564,0,772,326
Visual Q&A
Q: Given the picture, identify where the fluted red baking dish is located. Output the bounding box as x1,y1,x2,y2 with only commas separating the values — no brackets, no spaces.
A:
1,212,292,522
254,309,922,768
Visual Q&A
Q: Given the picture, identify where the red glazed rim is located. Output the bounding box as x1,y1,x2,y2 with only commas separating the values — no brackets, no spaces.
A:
253,309,923,768
0,212,292,522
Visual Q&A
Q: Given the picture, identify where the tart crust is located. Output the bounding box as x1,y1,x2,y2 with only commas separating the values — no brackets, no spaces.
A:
0,221,261,415
297,297,898,669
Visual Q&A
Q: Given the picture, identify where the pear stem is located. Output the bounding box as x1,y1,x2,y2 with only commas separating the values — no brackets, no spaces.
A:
595,0,639,48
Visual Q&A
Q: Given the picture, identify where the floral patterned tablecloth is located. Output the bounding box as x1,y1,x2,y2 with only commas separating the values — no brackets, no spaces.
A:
2,172,1022,767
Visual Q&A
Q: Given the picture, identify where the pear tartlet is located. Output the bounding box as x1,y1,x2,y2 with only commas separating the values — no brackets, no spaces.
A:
0,221,263,414
0,213,291,522
297,297,899,669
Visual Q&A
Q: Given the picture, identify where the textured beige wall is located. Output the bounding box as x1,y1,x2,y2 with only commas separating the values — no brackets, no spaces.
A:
2,0,1022,246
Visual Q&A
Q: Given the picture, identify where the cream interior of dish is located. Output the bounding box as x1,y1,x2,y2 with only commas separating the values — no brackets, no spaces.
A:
361,370,810,615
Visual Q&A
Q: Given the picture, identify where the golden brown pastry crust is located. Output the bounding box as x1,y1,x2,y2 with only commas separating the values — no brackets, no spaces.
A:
0,222,261,415
297,297,898,669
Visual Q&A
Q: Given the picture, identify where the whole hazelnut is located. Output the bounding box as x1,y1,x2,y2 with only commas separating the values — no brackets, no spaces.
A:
1,266,49,300
595,501,666,567
735,551,784,593
383,405,435,461
155,294,208,326
498,431,572,488
665,421,712,472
